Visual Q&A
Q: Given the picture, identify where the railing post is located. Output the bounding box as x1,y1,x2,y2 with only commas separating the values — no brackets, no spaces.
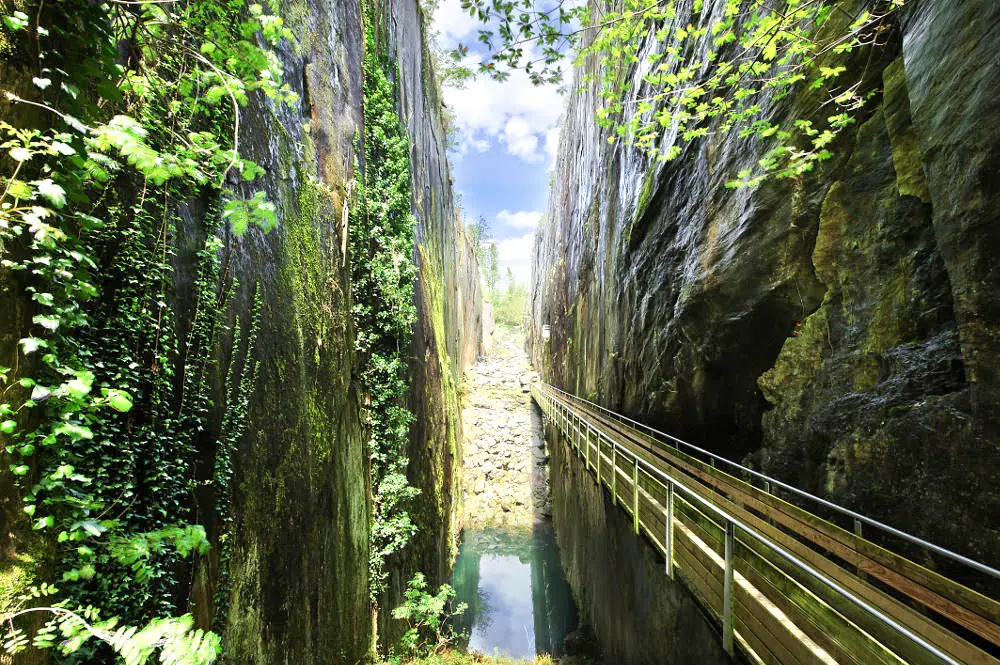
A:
595,427,601,487
611,443,617,506
633,456,640,535
665,481,674,580
585,421,591,470
854,518,866,580
723,520,735,656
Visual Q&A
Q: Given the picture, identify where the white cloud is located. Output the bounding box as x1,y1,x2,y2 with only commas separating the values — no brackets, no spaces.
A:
496,232,535,286
502,118,542,163
430,8,569,166
431,0,480,42
496,209,542,230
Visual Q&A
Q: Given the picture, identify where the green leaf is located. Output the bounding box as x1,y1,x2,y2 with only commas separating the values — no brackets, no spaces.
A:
32,314,60,331
75,519,108,537
2,11,29,31
34,179,67,208
32,77,52,90
0,419,15,433
19,337,45,354
108,389,134,413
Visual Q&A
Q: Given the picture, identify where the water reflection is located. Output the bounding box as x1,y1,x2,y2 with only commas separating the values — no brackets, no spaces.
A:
450,524,577,659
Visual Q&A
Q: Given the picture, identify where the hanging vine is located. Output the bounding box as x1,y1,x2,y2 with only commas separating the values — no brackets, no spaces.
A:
353,22,420,605
1,1,292,661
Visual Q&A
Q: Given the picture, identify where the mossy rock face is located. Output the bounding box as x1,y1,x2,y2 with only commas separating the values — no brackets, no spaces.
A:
375,0,483,648
530,0,1000,577
211,0,372,662
1,0,482,662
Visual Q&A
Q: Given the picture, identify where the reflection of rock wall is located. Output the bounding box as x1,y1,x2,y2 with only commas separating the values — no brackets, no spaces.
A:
530,522,577,657
530,0,1000,568
547,422,730,665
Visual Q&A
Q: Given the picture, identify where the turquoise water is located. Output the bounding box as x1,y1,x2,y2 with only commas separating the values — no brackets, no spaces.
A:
450,524,578,659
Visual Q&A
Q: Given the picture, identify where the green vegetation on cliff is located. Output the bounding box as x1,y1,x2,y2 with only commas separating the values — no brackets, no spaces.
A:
1,1,294,661
353,20,421,604
454,0,906,185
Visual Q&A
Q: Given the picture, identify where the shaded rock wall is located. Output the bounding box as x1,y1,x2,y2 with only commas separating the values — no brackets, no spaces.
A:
530,0,1000,576
545,417,730,665
217,0,370,662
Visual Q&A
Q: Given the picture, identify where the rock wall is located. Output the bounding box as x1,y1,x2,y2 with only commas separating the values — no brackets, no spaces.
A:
378,0,484,640
530,0,1000,580
545,418,730,665
1,0,480,662
217,0,370,661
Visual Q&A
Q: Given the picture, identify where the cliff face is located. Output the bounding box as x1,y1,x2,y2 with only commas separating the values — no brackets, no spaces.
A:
227,2,482,657
379,0,484,640
530,0,1000,568
218,0,369,661
0,0,480,662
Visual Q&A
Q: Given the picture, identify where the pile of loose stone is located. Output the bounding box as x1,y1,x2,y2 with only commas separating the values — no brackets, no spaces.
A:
460,329,547,528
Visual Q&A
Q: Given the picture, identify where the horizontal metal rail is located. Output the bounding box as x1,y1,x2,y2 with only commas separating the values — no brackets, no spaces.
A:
532,382,1000,665
542,382,1000,580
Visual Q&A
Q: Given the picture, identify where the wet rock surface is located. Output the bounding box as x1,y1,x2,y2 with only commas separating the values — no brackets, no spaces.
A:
461,328,547,527
529,0,1000,569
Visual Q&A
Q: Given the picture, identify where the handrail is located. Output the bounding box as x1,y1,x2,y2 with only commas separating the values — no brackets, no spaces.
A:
531,383,997,665
541,381,1000,580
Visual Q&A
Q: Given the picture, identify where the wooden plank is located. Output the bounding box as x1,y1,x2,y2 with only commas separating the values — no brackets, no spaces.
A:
738,531,967,665
571,395,1000,645
736,545,904,665
735,593,809,665
735,615,786,665
679,521,836,665
675,529,724,615
542,389,999,665
679,520,832,665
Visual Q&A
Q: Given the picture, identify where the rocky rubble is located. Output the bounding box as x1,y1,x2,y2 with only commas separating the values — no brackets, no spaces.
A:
461,328,547,527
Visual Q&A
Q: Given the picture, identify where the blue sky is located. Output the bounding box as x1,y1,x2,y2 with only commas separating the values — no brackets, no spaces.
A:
430,0,571,286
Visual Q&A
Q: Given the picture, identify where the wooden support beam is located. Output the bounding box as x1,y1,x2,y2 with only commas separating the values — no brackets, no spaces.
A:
724,520,736,656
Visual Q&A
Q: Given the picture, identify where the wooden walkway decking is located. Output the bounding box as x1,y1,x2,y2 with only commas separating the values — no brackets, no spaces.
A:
531,382,1000,665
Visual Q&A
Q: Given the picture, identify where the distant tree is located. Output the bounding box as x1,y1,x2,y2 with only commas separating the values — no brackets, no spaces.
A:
483,243,500,301
494,271,529,327
467,216,490,262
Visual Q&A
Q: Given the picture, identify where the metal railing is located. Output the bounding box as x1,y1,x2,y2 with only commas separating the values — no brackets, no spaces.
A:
531,381,1000,665
542,382,1000,581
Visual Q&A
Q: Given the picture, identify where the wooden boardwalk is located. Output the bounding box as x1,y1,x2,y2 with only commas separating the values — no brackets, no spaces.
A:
531,382,1000,665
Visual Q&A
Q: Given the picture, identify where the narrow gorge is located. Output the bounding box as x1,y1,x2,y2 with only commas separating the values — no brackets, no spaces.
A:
1,1,998,665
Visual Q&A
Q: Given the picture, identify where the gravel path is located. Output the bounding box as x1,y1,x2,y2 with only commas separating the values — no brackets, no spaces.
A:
460,327,548,528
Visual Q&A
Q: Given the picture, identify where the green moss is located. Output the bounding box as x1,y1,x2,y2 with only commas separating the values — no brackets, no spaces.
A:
758,302,829,416
881,58,931,202
862,268,911,355
0,552,37,612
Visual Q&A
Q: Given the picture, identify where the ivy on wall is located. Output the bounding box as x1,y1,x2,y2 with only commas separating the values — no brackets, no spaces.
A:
352,22,421,605
1,1,291,661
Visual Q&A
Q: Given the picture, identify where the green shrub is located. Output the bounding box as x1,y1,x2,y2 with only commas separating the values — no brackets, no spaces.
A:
391,573,467,657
